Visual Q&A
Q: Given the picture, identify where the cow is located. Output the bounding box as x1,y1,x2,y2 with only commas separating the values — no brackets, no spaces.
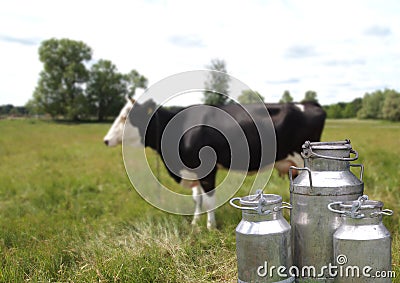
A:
104,97,326,229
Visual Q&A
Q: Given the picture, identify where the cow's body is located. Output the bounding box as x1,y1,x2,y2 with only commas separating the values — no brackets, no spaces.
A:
104,98,326,229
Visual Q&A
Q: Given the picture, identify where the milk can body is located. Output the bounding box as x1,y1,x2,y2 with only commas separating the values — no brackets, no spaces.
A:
289,140,364,282
328,198,393,283
230,193,294,283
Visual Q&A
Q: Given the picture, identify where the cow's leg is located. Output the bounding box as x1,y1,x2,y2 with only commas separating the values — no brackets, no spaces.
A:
203,190,216,229
179,170,203,226
191,185,202,226
199,168,217,230
190,183,216,228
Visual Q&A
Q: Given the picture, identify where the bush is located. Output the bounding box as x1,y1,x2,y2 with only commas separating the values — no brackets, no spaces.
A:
382,90,400,121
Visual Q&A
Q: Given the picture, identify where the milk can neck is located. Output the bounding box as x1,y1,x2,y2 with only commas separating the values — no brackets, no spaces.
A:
242,208,283,222
342,215,382,225
305,157,349,171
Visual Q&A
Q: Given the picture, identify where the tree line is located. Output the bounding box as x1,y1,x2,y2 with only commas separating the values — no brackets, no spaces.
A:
0,105,28,117
278,89,400,121
238,88,400,122
321,89,400,121
2,38,400,122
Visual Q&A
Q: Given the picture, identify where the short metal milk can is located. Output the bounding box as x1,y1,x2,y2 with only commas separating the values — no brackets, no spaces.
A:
230,191,295,283
328,195,393,283
289,140,364,282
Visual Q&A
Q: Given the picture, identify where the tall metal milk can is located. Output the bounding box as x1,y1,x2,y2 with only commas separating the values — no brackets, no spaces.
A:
328,195,393,283
289,140,364,282
230,191,295,283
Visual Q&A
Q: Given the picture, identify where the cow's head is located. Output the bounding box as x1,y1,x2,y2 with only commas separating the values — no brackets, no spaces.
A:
103,96,141,147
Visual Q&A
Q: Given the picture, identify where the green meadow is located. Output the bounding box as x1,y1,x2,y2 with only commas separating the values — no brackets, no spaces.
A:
0,118,399,282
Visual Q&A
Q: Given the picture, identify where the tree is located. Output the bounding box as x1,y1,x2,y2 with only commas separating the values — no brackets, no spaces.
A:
325,103,346,119
357,90,385,119
301,90,318,103
25,99,44,116
86,60,127,121
0,105,28,117
382,90,400,121
203,59,230,105
0,104,14,115
125,69,148,97
342,98,362,118
238,90,264,104
32,38,92,120
279,90,293,103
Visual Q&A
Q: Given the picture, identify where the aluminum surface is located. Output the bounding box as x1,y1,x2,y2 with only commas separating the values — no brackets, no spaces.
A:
331,198,392,283
232,193,294,283
290,140,364,282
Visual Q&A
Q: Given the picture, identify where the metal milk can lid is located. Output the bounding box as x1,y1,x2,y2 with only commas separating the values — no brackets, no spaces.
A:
328,195,393,219
302,139,358,161
230,190,291,215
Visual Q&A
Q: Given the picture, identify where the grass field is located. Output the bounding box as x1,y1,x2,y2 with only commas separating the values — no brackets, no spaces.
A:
0,118,399,282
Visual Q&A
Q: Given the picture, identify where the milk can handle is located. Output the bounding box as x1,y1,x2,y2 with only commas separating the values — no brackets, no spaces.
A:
329,203,394,218
327,201,365,218
273,202,292,211
229,197,258,211
302,145,359,161
349,164,364,181
289,166,312,189
327,201,346,214
229,197,272,215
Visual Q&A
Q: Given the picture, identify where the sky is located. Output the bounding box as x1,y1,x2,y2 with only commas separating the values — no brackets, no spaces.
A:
1,0,400,106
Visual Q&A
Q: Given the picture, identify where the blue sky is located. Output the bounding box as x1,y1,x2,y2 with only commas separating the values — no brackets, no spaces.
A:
1,0,400,106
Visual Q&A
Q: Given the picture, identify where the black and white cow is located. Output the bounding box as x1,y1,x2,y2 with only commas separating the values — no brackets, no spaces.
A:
104,97,326,229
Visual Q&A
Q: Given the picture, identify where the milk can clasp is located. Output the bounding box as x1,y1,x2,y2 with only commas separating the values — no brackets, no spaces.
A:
370,209,394,217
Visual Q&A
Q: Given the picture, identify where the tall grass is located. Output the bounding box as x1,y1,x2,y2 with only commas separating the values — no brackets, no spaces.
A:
0,118,398,282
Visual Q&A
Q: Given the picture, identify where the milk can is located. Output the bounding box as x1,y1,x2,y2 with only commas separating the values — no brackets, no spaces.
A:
230,191,294,283
328,195,393,283
289,140,364,282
